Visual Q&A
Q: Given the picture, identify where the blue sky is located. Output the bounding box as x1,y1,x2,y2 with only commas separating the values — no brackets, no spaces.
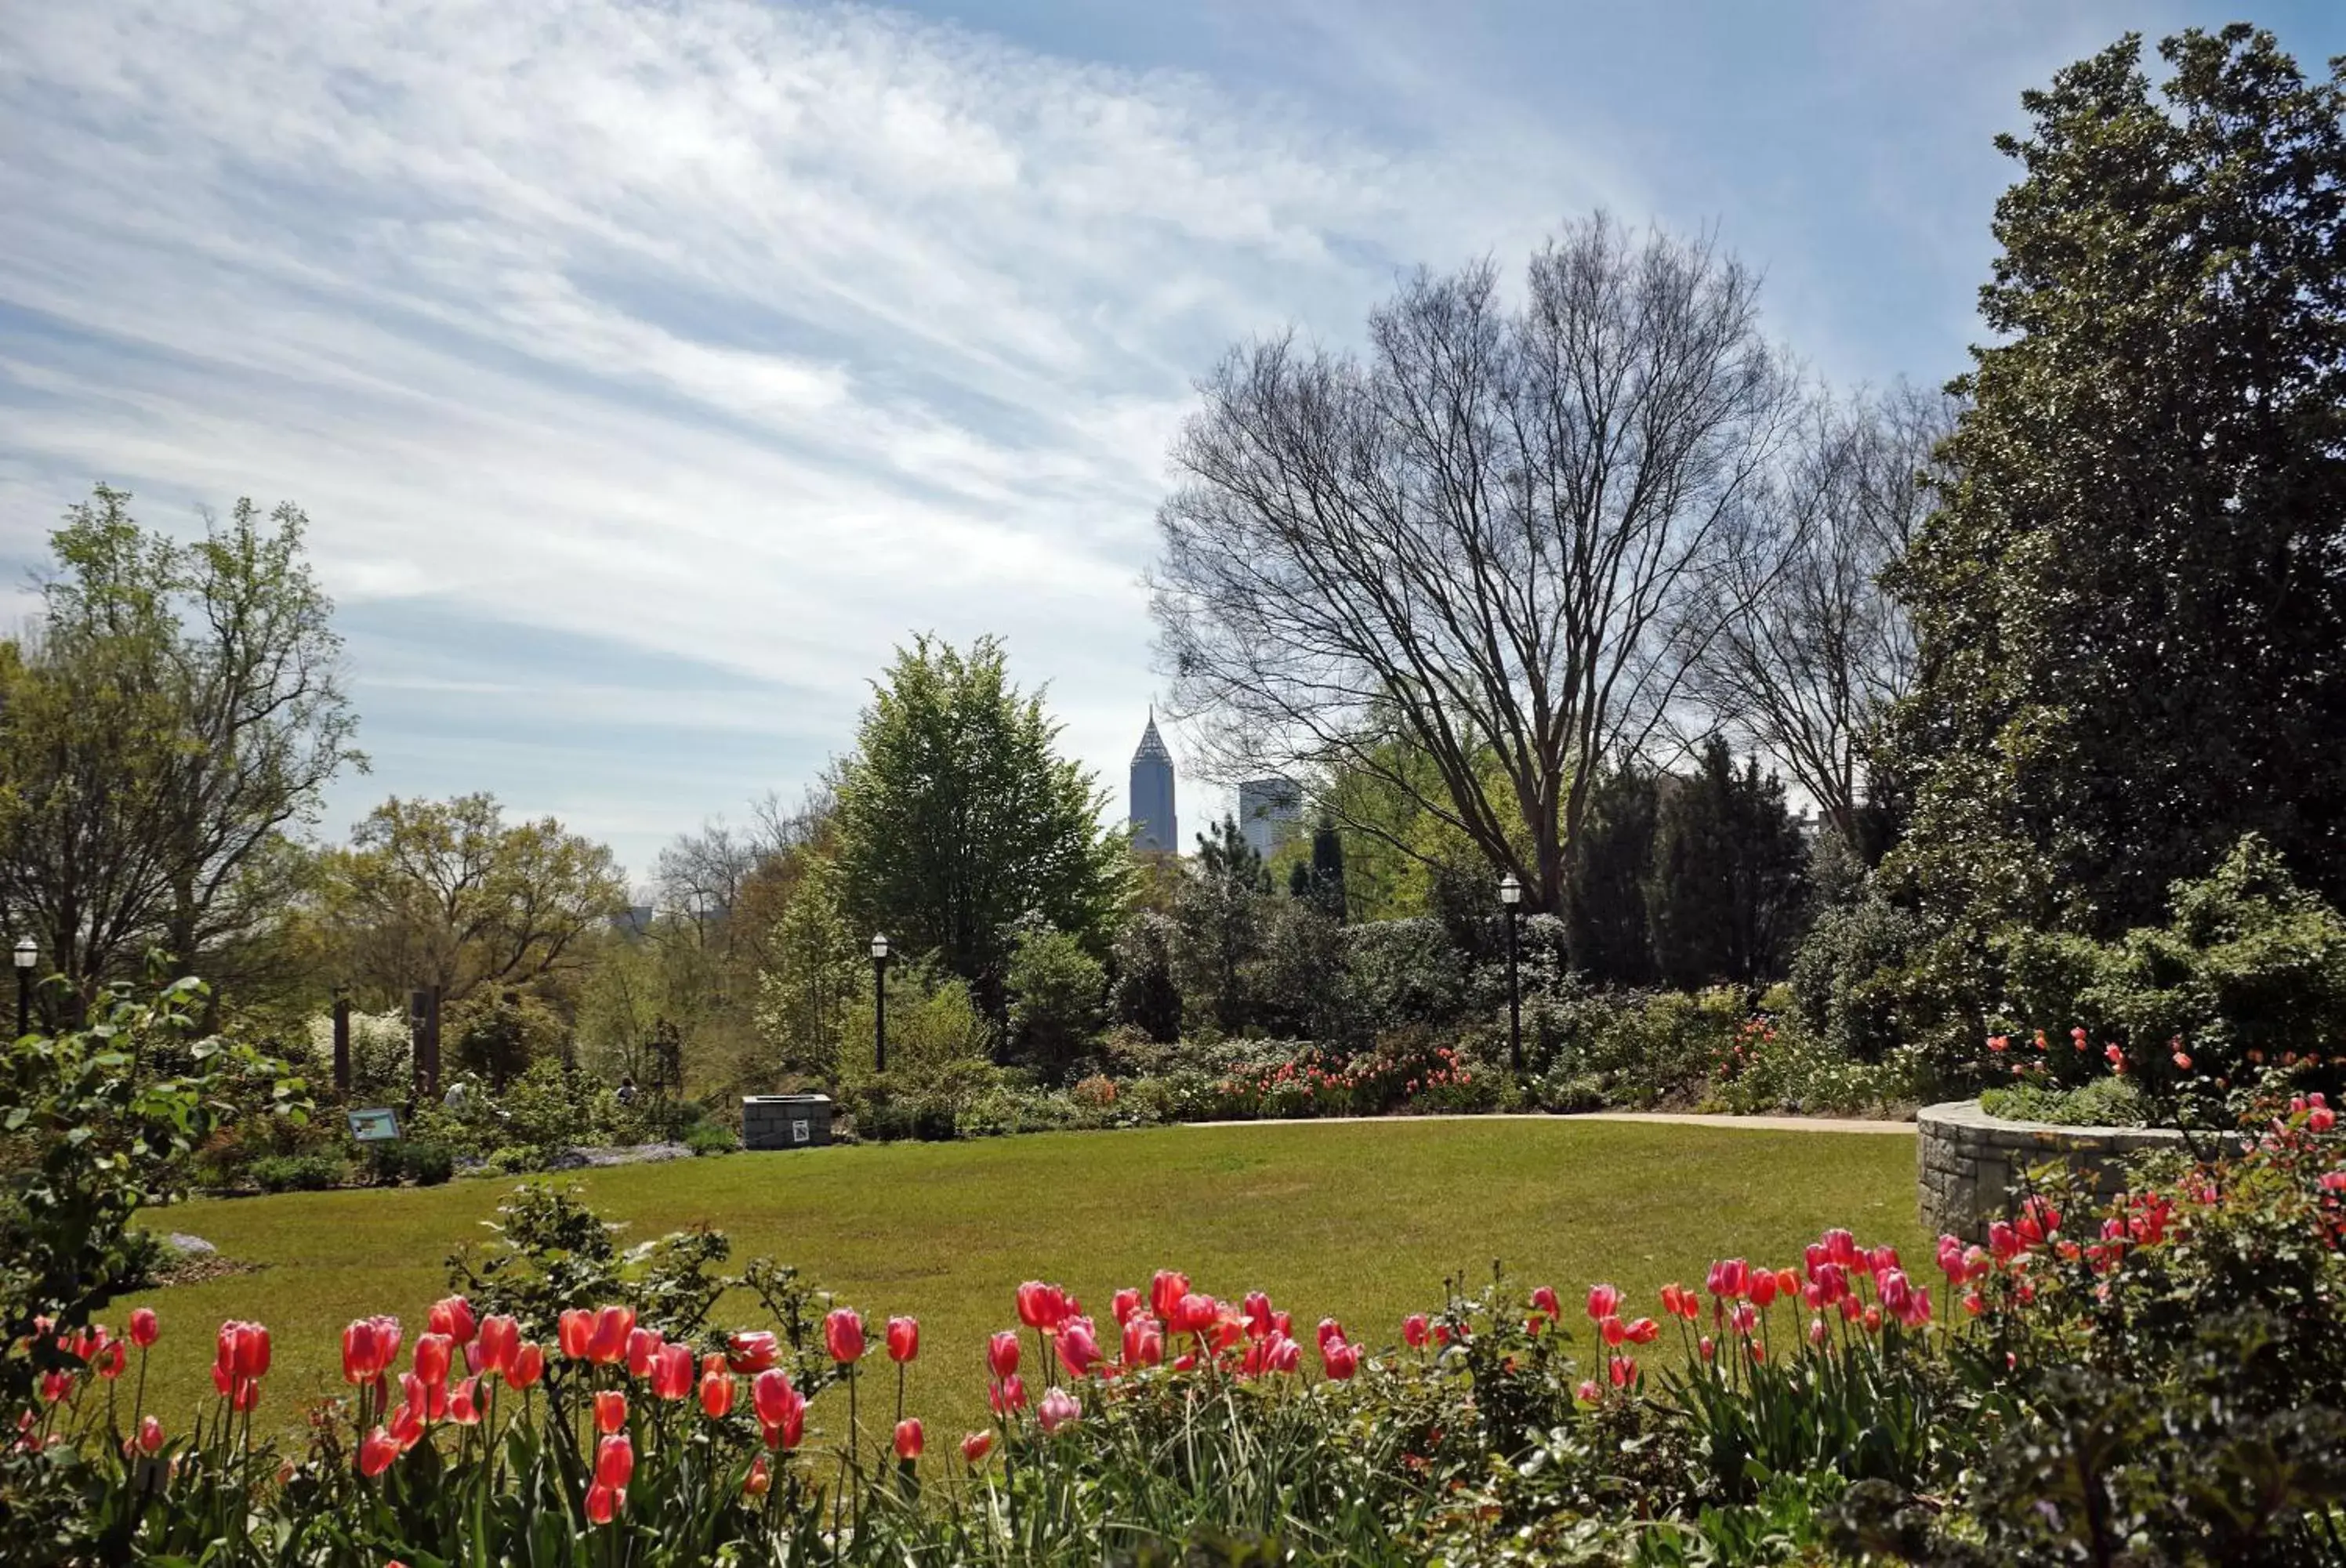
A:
3,1,2341,885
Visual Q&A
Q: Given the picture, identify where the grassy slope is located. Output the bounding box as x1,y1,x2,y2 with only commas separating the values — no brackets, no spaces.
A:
119,1119,1923,1443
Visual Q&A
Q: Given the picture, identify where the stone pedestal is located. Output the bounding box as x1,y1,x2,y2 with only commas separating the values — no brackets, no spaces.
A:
742,1095,834,1151
1916,1099,2196,1238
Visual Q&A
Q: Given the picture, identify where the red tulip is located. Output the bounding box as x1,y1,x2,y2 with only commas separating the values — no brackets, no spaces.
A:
1599,1314,1626,1346
413,1333,452,1389
1586,1284,1621,1321
594,1389,627,1435
129,1309,158,1349
744,1454,772,1497
988,1374,1027,1415
1402,1313,1430,1348
987,1331,1021,1380
752,1369,803,1448
887,1315,919,1363
93,1340,125,1379
1749,1270,1778,1309
359,1425,399,1477
1016,1282,1069,1333
448,1377,483,1426
1808,1315,1829,1347
427,1296,476,1345
651,1342,694,1401
626,1327,665,1378
586,1305,635,1365
1608,1354,1638,1388
1055,1316,1104,1378
1529,1286,1561,1320
584,1483,619,1526
596,1432,635,1490
1706,1259,1749,1300
1111,1288,1142,1326
1169,1294,1219,1336
960,1429,994,1464
1577,1378,1601,1403
506,1342,545,1391
1122,1316,1163,1367
558,1309,593,1360
1242,1292,1274,1339
2314,1104,2337,1133
699,1367,733,1418
1624,1316,1659,1345
476,1315,520,1378
216,1320,270,1382
894,1417,924,1460
1821,1229,1859,1267
825,1309,865,1363
135,1414,164,1455
1036,1386,1081,1433
1150,1270,1190,1324
726,1330,779,1373
1320,1338,1360,1380
389,1399,425,1451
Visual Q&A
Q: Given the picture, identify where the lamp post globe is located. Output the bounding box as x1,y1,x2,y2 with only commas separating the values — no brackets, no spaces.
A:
1497,873,1523,1074
870,933,891,1074
12,936,35,1039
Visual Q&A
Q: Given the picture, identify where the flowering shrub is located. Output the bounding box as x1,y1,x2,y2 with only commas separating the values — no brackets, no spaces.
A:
13,1096,2346,1563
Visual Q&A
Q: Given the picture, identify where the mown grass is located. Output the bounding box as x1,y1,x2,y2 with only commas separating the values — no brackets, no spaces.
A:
119,1118,1922,1444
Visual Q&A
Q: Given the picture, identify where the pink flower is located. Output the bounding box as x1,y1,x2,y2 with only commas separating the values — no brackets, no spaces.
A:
726,1331,780,1374
1111,1288,1143,1326
988,1376,1027,1416
1122,1316,1164,1368
1017,1282,1070,1334
1529,1286,1561,1320
1320,1338,1361,1380
1036,1386,1082,1433
825,1309,865,1364
129,1309,158,1350
1706,1259,1749,1300
987,1331,1021,1380
1056,1317,1105,1379
427,1296,476,1346
1401,1313,1430,1349
1586,1284,1622,1320
960,1430,994,1465
894,1418,924,1460
1576,1378,1601,1403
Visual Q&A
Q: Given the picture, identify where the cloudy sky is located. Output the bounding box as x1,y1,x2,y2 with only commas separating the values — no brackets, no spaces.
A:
4,1,2341,884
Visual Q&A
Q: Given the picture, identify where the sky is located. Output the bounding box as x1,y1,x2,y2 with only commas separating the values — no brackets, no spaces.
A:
3,1,2343,889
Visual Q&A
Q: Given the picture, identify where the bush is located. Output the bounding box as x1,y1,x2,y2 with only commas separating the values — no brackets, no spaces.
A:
245,1153,347,1193
367,1139,455,1187
1995,835,2346,1103
1109,912,1185,1044
1006,921,1108,1080
1978,1074,2154,1128
1707,1011,1925,1117
682,1122,737,1157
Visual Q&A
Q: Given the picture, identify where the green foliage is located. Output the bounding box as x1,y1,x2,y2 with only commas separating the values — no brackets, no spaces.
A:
446,985,567,1085
1005,919,1108,1079
0,486,361,1007
444,1182,736,1346
244,1152,348,1193
1996,835,2346,1099
1978,1075,2153,1128
1708,1010,1925,1117
303,1005,411,1100
1562,757,1661,987
831,635,1128,1013
682,1121,737,1157
0,977,305,1410
1173,818,1270,1034
1109,911,1184,1044
1644,738,1811,989
1883,24,2346,940
753,851,861,1081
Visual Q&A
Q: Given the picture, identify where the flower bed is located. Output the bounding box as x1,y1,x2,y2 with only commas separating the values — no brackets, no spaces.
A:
1916,1095,2201,1238
11,1092,2346,1564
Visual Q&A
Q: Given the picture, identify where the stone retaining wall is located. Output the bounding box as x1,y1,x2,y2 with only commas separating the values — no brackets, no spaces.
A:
1916,1099,2190,1238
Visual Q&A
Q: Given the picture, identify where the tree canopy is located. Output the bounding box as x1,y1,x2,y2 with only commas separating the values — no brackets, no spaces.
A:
1884,25,2346,937
829,636,1126,1016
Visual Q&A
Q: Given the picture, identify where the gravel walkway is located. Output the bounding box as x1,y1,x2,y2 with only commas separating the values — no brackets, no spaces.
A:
1182,1110,1913,1135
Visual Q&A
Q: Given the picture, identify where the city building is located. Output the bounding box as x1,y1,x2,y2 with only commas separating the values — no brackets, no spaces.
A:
1130,714,1178,853
1237,776,1303,860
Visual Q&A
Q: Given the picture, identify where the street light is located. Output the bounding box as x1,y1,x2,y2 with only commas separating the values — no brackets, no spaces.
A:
870,932,892,1074
1497,872,1524,1074
13,936,37,1039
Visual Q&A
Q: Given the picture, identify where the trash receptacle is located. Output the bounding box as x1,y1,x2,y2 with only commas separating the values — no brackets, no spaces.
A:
742,1094,834,1151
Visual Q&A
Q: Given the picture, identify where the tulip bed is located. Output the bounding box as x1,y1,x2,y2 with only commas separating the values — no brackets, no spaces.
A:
13,1094,2346,1563
114,1117,1927,1440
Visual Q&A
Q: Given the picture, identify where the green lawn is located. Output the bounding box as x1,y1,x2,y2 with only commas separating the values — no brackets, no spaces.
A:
120,1118,1922,1443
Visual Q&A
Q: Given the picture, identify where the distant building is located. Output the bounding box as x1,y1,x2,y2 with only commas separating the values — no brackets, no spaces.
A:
1237,777,1303,860
1130,715,1178,853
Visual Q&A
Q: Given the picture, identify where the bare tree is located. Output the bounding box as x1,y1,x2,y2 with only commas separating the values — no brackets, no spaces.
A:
1688,383,1955,852
1151,215,1796,910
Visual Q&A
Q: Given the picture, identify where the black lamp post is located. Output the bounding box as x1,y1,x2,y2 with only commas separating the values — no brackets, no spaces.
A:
1498,871,1523,1074
13,936,36,1039
870,932,891,1074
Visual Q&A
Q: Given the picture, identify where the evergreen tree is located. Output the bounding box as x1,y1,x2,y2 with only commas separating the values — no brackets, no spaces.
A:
1884,26,2346,936
1645,738,1810,987
1172,817,1267,1032
1563,759,1661,986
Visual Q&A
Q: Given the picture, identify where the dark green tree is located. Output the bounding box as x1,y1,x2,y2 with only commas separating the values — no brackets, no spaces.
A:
1645,738,1811,987
832,636,1127,1016
1285,817,1350,922
1172,817,1267,1033
1562,758,1660,986
1884,26,2346,937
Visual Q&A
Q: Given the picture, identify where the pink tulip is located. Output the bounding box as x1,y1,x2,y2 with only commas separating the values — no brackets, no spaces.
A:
1056,1317,1105,1378
988,1375,1028,1416
894,1418,923,1460
887,1316,919,1363
987,1331,1021,1380
129,1309,158,1349
1586,1284,1622,1321
1320,1338,1361,1380
596,1432,635,1490
625,1327,663,1378
961,1430,994,1464
1111,1288,1143,1326
1036,1386,1081,1433
651,1342,694,1401
1016,1282,1069,1333
700,1367,733,1418
1122,1316,1163,1368
506,1343,544,1391
1402,1313,1430,1348
825,1309,865,1364
727,1331,781,1373
427,1296,476,1345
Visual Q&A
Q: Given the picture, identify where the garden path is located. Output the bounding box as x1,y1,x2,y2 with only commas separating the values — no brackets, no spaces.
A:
1184,1110,1915,1134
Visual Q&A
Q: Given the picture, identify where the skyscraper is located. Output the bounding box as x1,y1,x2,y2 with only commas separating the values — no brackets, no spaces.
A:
1237,777,1303,860
1130,715,1177,853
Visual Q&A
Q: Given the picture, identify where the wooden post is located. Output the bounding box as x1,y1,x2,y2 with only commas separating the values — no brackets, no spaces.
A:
332,988,351,1094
